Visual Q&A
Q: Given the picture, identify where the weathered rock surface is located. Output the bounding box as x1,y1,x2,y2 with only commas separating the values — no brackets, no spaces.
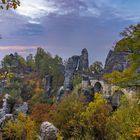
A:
40,122,58,140
57,48,89,100
57,86,64,101
63,48,89,91
79,48,89,71
44,75,53,98
64,55,80,90
14,102,28,114
104,50,130,73
0,94,13,129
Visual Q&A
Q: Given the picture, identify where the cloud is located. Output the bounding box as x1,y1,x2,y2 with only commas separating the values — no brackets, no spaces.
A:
15,0,57,19
14,0,140,23
15,0,102,22
0,46,37,52
0,0,140,63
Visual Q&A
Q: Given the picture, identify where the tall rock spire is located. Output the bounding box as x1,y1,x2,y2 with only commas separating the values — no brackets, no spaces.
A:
79,48,89,71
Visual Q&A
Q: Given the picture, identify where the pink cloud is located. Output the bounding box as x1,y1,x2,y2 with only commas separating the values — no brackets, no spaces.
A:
0,46,38,52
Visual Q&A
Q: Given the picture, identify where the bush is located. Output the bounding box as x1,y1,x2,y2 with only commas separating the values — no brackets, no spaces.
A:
51,93,86,139
106,96,140,140
3,113,38,140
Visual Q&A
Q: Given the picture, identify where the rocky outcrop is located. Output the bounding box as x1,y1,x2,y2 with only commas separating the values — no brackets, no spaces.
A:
0,94,29,129
57,86,64,101
79,48,89,71
40,122,58,140
64,55,80,90
44,75,53,98
63,48,89,91
104,50,130,73
14,102,28,114
82,74,90,89
0,94,12,129
57,48,89,100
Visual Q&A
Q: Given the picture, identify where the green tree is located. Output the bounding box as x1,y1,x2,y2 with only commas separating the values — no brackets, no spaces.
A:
72,73,82,88
104,24,140,87
35,48,64,93
2,52,26,72
35,48,49,70
26,54,35,71
90,61,103,74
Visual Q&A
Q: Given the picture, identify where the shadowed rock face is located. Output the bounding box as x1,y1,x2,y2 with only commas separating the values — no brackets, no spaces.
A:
63,48,89,91
79,48,89,71
44,75,53,98
104,50,130,73
57,48,89,100
64,55,80,90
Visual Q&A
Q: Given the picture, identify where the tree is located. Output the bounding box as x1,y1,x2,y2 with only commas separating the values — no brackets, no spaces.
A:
2,52,26,72
81,93,112,139
3,113,38,140
35,48,45,69
90,61,103,74
31,103,56,126
51,93,86,139
72,73,82,88
26,54,35,71
35,48,64,94
104,24,140,87
106,96,140,140
0,0,20,9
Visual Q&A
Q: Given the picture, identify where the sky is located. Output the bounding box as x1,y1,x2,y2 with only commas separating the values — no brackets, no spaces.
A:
0,0,140,64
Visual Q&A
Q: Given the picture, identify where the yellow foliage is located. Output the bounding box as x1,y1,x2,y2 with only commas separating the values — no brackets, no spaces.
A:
133,118,140,138
3,113,38,140
81,93,112,139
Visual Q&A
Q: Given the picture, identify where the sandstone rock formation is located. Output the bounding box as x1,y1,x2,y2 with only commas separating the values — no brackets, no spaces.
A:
63,48,89,91
57,48,89,100
44,75,53,98
64,55,80,90
104,50,130,73
14,102,28,114
40,122,58,140
0,94,12,129
79,48,89,71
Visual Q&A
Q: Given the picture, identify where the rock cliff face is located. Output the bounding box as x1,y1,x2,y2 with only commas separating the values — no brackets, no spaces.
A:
104,50,130,73
0,94,12,128
0,95,29,129
64,55,80,90
57,48,89,101
63,48,89,91
44,75,53,98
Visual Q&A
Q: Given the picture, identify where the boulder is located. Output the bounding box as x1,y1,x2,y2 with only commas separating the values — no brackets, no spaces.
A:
40,122,58,140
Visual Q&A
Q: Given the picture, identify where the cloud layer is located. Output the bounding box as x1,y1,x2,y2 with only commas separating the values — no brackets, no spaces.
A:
0,0,140,63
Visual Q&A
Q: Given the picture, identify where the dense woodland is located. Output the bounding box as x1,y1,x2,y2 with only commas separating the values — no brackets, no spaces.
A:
0,2,140,138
